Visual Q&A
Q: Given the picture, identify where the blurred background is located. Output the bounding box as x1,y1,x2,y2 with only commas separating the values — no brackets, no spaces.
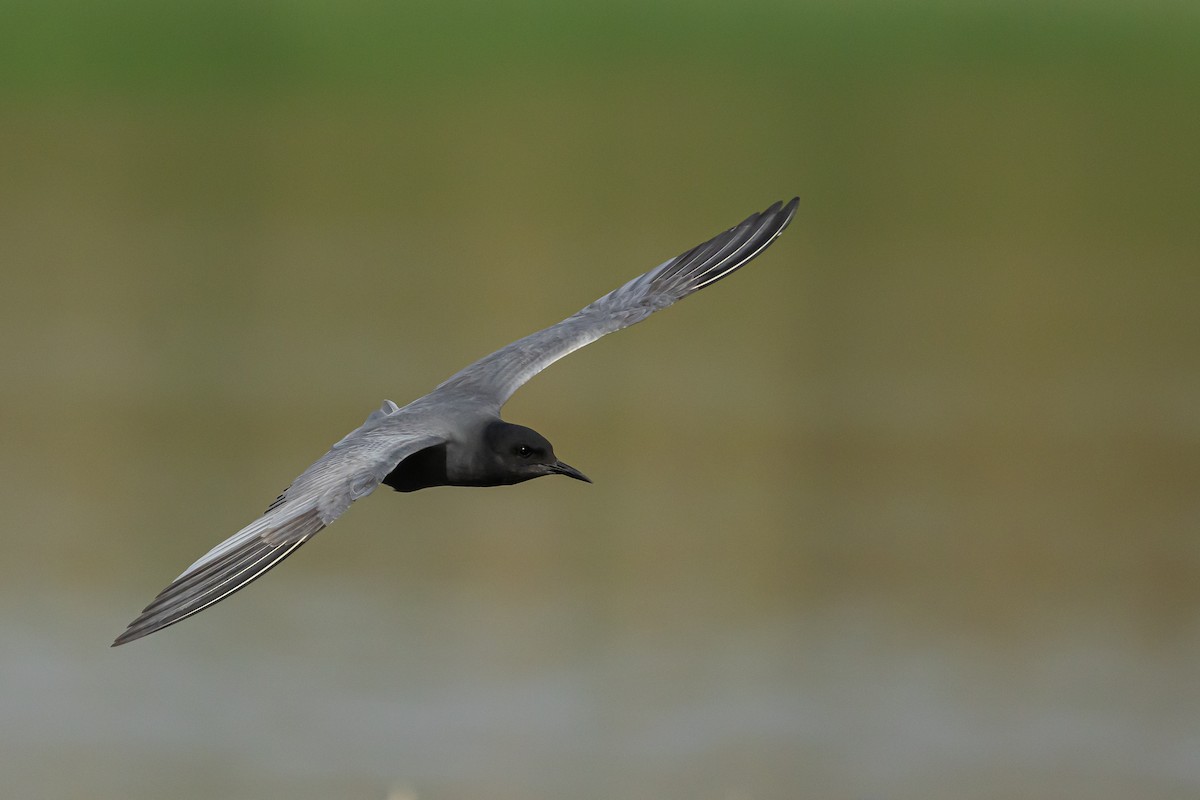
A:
1,1,1197,798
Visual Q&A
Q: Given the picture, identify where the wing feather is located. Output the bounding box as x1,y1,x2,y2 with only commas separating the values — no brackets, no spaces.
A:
435,198,798,408
112,410,445,646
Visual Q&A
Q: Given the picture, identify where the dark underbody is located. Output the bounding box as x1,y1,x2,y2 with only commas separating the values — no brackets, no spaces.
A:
382,419,572,491
382,442,451,492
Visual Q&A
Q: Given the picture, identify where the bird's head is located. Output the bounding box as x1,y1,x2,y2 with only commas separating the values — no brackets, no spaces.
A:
484,421,591,485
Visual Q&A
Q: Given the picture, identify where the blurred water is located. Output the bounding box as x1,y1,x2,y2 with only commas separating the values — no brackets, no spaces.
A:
4,578,1198,799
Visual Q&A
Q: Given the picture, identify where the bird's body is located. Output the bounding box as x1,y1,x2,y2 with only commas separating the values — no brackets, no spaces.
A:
113,198,798,646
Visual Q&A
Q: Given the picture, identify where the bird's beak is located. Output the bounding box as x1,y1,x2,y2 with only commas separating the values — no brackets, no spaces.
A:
549,460,592,483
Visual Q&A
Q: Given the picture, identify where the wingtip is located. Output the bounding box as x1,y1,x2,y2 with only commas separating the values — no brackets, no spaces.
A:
752,197,799,234
767,196,800,236
773,196,800,225
111,619,152,646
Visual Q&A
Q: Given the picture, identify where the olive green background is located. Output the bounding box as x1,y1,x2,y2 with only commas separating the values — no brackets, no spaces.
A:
1,2,1197,799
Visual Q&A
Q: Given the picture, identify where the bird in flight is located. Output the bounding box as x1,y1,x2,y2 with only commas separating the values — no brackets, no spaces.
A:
113,198,799,646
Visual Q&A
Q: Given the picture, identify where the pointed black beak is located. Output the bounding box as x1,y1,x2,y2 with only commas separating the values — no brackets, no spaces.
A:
549,460,592,483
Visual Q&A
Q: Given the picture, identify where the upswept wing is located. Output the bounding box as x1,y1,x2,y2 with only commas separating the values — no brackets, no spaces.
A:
435,198,798,409
113,404,444,646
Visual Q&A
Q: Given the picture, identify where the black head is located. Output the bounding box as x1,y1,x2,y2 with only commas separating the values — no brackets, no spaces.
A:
483,421,591,486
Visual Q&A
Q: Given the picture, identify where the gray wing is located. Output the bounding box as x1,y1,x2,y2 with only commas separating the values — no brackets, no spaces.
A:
113,402,445,646
435,198,798,409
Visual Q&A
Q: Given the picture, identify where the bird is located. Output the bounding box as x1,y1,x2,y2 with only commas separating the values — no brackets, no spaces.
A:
112,198,799,646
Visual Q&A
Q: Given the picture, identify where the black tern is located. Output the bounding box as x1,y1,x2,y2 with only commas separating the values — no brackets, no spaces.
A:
113,198,798,646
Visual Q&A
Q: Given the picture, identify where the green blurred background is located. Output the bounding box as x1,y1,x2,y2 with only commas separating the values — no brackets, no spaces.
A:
1,1,1197,798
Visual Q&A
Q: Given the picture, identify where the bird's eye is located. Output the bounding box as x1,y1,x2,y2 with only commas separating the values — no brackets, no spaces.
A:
516,445,534,458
